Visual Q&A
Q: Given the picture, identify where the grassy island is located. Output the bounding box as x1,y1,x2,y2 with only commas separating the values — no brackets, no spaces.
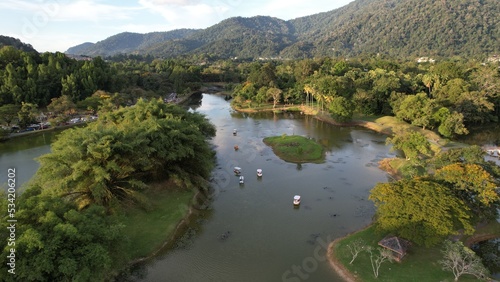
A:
263,134,324,163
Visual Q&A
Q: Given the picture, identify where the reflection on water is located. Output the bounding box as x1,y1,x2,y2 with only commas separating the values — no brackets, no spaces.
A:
128,94,396,282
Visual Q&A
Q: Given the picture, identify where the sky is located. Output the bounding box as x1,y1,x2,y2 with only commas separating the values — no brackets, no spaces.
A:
0,0,355,53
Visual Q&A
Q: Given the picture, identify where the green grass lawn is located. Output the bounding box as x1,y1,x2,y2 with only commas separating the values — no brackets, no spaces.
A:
118,185,195,260
334,225,485,282
263,134,324,163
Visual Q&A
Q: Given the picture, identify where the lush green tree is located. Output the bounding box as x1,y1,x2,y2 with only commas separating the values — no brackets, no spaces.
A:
394,93,436,130
36,99,215,210
434,78,470,105
455,91,496,124
429,146,487,169
434,163,500,219
434,108,468,138
0,104,20,126
329,96,354,122
386,128,432,160
0,186,126,281
17,102,38,128
369,179,474,246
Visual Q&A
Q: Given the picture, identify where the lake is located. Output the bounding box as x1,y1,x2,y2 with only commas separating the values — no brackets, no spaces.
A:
125,94,395,282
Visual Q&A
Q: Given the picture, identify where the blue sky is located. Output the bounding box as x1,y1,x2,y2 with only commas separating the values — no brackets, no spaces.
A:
0,0,354,53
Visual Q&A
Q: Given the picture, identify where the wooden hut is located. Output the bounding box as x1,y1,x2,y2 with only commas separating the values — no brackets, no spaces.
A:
378,236,411,262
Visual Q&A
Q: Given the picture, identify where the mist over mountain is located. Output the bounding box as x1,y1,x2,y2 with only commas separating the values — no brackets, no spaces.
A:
64,0,500,59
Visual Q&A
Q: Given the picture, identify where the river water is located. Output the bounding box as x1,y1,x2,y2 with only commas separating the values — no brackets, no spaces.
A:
2,94,498,281
125,94,395,282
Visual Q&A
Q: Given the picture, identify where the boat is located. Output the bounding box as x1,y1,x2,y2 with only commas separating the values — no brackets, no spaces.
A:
293,195,301,206
256,169,263,177
234,167,241,175
233,129,237,136
239,176,244,184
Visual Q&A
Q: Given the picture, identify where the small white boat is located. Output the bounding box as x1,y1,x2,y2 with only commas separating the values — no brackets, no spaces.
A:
293,195,301,206
234,167,241,175
256,169,263,177
239,176,244,184
233,129,237,136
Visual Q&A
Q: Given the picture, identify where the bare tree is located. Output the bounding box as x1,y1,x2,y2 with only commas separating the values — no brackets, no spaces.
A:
366,246,393,278
439,240,490,281
347,239,365,264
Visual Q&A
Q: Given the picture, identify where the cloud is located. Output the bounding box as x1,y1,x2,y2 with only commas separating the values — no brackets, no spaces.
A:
0,0,139,23
139,0,201,6
137,0,232,28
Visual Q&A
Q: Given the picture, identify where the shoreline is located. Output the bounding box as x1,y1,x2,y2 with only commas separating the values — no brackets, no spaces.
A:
326,224,374,282
233,104,394,135
327,238,359,282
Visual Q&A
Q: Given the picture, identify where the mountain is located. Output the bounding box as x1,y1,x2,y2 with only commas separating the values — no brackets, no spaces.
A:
65,29,200,56
66,0,500,59
0,35,38,53
145,16,296,58
286,0,500,58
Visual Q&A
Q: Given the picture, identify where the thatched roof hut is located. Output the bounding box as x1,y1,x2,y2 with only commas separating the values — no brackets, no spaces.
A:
378,236,411,262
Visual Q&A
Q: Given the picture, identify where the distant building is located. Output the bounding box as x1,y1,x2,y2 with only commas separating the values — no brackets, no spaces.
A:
416,57,436,63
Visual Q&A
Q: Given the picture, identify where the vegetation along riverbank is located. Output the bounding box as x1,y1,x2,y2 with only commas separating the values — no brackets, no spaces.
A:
229,60,500,280
1,34,499,280
0,98,217,281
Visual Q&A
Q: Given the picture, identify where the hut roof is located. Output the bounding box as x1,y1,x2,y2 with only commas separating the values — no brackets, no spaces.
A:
378,236,411,256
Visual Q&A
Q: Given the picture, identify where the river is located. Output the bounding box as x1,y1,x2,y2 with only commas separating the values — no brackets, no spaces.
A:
9,94,492,281
124,94,395,282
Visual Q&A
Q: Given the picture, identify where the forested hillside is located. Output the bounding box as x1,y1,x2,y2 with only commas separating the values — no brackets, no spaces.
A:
0,35,38,53
64,0,500,59
286,0,500,58
66,29,200,56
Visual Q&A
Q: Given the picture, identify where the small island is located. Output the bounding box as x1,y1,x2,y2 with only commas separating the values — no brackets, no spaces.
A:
263,134,324,163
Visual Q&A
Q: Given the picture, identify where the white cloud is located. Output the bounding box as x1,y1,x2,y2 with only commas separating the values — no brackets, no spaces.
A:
139,0,201,6
0,0,139,23
137,0,230,28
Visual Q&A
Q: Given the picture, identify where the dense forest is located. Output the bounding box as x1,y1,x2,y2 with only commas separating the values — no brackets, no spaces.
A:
1,43,500,139
65,0,500,60
0,98,216,281
230,56,500,139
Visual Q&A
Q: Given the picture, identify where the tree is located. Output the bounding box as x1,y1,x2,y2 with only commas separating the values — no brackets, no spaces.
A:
369,179,474,246
329,96,354,122
347,239,365,264
266,87,282,109
434,163,500,213
433,108,469,138
366,246,393,278
17,102,38,128
36,99,216,210
422,73,438,97
439,240,490,281
0,185,126,281
386,128,432,160
0,104,19,126
394,93,435,130
456,91,496,124
47,95,76,116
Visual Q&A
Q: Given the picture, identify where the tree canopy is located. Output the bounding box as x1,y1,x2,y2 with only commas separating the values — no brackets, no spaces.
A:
369,179,474,247
35,98,215,210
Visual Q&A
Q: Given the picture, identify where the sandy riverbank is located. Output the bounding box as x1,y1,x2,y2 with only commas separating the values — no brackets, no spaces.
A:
327,238,360,282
